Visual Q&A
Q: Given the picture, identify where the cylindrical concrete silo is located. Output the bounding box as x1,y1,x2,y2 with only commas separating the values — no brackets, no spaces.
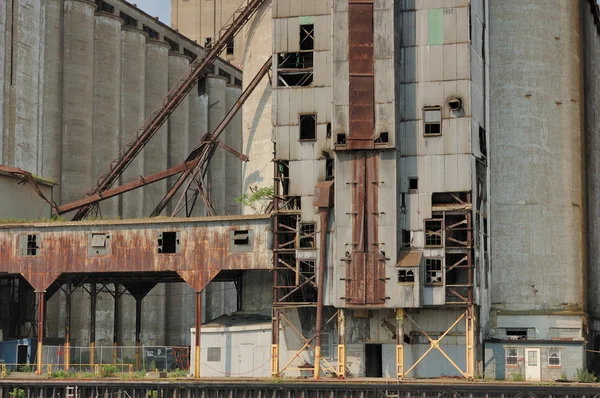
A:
225,84,242,215
167,53,191,216
241,1,272,215
143,39,170,216
188,86,208,216
40,0,64,195
61,0,96,204
92,12,122,219
120,27,147,219
490,1,584,311
206,75,227,215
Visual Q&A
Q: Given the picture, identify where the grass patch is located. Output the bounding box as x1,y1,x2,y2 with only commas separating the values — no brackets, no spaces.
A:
168,369,188,378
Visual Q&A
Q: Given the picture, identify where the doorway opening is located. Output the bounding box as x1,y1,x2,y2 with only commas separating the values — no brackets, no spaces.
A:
17,344,28,365
365,343,382,377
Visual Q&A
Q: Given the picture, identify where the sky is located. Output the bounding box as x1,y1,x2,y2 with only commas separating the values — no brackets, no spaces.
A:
133,0,171,25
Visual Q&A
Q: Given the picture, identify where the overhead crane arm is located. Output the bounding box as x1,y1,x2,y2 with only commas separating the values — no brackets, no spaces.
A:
67,0,268,221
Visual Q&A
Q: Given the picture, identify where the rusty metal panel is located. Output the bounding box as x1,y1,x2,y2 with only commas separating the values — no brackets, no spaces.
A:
347,1,374,150
352,153,366,252
313,181,334,208
347,252,366,305
365,153,384,304
0,216,272,292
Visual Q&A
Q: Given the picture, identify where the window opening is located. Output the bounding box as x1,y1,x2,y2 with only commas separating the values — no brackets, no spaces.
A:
548,348,561,366
375,132,389,143
320,332,331,358
197,75,207,95
326,157,334,181
233,230,249,245
219,69,231,81
326,123,332,138
300,24,314,51
226,39,234,55
409,177,418,192
278,71,313,87
425,258,442,285
95,0,115,13
479,125,487,157
424,107,442,136
299,114,317,141
336,133,346,145
184,49,197,61
204,37,212,49
299,222,316,248
401,230,411,247
506,329,528,339
397,269,415,283
120,12,138,28
505,348,518,366
165,37,180,52
143,25,159,40
424,220,443,247
158,231,179,254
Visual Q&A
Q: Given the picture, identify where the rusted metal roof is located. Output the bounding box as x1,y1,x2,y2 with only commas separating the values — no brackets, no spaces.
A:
396,251,423,268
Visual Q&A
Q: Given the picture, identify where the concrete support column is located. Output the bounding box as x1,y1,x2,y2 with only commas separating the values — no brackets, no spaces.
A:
224,85,243,215
206,75,227,215
92,12,122,218
466,307,475,379
36,292,45,376
61,0,96,205
113,283,119,364
167,53,191,216
188,85,208,217
396,308,404,379
271,309,279,377
143,39,170,216
120,27,147,218
195,291,202,378
89,282,96,366
337,310,346,378
64,280,72,371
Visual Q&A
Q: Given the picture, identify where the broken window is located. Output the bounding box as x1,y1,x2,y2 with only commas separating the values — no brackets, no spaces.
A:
300,24,314,51
548,348,561,366
19,234,41,257
278,71,313,87
445,214,468,248
233,230,249,245
226,39,234,55
231,230,252,252
409,177,418,192
505,348,518,366
184,48,197,61
299,222,316,248
299,114,317,141
401,230,411,248
424,258,442,285
207,347,221,362
326,157,334,181
143,25,159,40
374,132,389,144
165,37,180,52
397,269,415,283
479,125,487,157
424,107,442,136
424,220,443,247
120,12,138,28
158,231,180,254
336,133,346,145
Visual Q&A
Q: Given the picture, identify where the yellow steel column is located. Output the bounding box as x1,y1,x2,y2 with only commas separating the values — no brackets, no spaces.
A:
36,292,44,375
396,308,404,379
271,309,279,377
337,310,346,378
466,307,475,379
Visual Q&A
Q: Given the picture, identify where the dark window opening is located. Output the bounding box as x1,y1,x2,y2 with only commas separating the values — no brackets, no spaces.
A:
445,214,468,248
425,258,442,285
300,24,314,51
184,48,198,61
233,230,249,245
505,348,518,365
425,220,443,247
120,12,138,28
479,125,487,157
234,78,242,86
424,107,442,136
278,71,313,87
219,69,231,82
326,123,332,138
375,132,389,143
409,177,418,191
401,230,411,247
397,269,415,283
299,222,316,248
165,37,180,52
326,157,334,181
226,39,234,55
204,37,212,49
143,25,159,40
506,329,528,339
278,161,290,196
300,114,317,141
365,344,383,377
95,0,115,13
481,24,486,60
432,192,469,206
26,235,38,256
278,52,314,69
158,232,178,254
336,133,346,145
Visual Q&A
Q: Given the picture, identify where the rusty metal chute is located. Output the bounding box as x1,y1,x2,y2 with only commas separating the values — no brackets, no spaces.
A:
67,0,268,221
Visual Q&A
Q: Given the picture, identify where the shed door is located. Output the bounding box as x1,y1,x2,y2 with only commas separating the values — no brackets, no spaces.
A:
238,344,254,377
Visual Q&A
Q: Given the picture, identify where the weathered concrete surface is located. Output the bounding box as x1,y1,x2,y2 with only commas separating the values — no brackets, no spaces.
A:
167,53,190,216
188,84,208,216
92,13,122,218
61,0,96,203
120,27,147,219
40,0,64,197
143,40,170,216
225,85,242,215
241,1,272,215
490,0,584,311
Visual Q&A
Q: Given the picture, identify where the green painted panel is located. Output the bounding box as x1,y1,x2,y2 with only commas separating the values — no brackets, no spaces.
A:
299,16,314,25
428,9,444,45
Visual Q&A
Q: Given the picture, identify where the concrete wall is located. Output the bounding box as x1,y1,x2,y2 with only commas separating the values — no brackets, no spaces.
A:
0,174,53,220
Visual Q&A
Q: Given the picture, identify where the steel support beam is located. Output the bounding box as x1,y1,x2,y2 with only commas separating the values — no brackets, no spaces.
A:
195,292,202,379
337,310,346,378
36,292,45,376
113,283,119,365
65,279,72,371
135,298,142,370
89,282,97,367
396,308,404,379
